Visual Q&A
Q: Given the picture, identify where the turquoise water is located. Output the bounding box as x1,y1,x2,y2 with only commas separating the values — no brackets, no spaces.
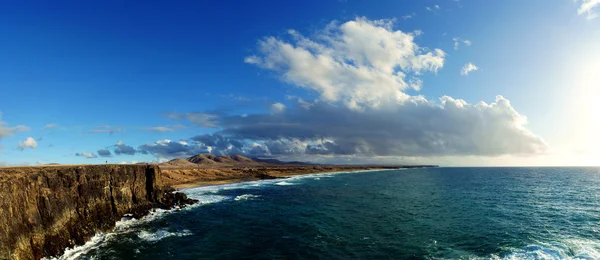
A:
61,167,600,259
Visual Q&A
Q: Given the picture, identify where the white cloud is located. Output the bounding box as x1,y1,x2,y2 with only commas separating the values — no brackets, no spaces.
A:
0,113,29,139
205,96,547,157
76,151,97,158
240,18,545,158
114,141,136,155
246,17,445,110
136,92,548,159
18,137,37,149
426,5,440,11
577,0,600,19
166,113,219,127
402,13,416,20
43,123,58,129
138,139,210,160
453,37,472,50
271,103,286,113
461,62,479,76
88,125,121,135
142,125,186,133
119,160,139,164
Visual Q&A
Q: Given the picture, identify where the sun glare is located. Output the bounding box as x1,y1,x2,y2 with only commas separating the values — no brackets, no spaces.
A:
571,57,600,154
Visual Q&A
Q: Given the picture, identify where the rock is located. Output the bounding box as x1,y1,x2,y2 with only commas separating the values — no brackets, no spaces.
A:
159,191,198,209
0,165,195,260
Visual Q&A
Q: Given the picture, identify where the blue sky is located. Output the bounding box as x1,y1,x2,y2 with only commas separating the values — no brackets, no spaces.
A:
1,0,599,166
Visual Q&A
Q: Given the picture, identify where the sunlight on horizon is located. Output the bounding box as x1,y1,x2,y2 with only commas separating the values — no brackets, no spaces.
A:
570,55,600,157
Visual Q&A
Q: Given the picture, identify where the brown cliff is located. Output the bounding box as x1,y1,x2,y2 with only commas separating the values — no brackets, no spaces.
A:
0,165,194,260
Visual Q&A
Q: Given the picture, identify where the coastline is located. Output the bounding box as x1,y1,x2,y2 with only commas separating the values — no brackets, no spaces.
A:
0,165,196,259
165,165,425,189
171,167,396,189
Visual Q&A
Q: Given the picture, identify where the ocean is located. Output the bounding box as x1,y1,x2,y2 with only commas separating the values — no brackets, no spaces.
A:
57,167,600,259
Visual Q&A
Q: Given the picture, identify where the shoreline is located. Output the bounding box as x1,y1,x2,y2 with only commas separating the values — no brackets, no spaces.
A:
173,167,403,190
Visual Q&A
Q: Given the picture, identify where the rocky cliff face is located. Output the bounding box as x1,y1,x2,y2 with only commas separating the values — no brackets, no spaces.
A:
0,165,192,260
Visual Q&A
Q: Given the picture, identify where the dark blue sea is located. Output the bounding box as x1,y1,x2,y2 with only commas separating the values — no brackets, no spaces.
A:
59,167,600,259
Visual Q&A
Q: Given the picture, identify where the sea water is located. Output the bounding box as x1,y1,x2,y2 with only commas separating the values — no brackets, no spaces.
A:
55,167,600,259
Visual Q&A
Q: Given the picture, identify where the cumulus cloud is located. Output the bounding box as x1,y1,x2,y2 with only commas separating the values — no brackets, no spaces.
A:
18,137,37,150
578,0,600,19
271,103,286,113
114,141,136,155
245,17,445,110
139,18,546,161
218,97,546,156
461,62,479,76
0,113,29,139
138,139,210,159
240,18,544,158
190,134,246,154
97,149,112,157
76,152,97,158
142,125,186,133
142,95,546,159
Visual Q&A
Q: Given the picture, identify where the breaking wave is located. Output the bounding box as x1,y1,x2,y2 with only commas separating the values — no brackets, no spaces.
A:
49,168,390,259
137,228,192,243
234,194,262,201
497,239,600,259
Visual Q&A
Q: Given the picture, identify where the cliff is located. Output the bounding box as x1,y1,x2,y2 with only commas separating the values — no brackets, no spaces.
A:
0,165,194,260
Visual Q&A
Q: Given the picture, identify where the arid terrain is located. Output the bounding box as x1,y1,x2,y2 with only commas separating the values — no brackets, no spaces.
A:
157,154,436,188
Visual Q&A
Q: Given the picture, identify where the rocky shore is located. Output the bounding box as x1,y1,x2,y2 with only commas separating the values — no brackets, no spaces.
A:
0,161,436,259
0,165,196,260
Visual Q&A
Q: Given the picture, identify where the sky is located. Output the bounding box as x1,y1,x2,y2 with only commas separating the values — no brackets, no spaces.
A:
1,0,599,166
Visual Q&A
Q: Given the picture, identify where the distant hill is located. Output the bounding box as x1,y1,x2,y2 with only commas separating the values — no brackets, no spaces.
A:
187,154,220,165
158,154,311,168
161,158,198,168
250,157,315,166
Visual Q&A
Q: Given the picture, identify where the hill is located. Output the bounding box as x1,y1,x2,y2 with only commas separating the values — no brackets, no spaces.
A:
161,158,198,168
158,154,310,168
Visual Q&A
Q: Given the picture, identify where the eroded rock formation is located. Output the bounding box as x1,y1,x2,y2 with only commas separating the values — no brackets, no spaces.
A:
0,165,194,260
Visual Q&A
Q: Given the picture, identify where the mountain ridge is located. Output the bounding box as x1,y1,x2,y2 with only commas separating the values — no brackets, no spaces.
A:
159,154,311,168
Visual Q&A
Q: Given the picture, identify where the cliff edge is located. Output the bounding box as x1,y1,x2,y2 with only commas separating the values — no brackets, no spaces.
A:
0,165,193,260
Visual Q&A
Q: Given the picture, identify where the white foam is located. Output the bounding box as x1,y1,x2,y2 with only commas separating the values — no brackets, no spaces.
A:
275,181,297,186
49,232,110,260
500,239,600,260
137,229,192,243
48,197,225,259
234,194,261,201
50,169,393,259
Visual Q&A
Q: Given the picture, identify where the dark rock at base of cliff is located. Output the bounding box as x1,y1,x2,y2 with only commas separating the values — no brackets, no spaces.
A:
159,192,198,211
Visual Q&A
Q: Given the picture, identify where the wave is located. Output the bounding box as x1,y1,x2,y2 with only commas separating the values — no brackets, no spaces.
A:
275,181,297,186
181,168,392,196
51,169,391,259
499,239,600,259
47,195,227,260
234,194,261,201
430,238,600,260
137,229,192,243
